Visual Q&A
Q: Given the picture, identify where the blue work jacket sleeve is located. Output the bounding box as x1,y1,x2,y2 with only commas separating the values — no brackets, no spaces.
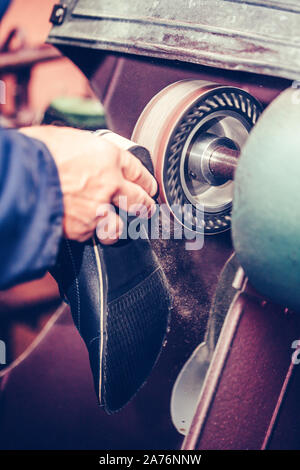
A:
0,128,63,289
0,0,10,20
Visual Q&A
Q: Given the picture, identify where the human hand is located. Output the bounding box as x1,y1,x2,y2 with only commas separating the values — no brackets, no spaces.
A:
19,126,157,244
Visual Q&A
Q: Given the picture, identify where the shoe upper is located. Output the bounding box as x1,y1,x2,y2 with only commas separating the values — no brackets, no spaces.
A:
52,232,172,413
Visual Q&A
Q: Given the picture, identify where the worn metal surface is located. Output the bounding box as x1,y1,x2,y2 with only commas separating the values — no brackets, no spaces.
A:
48,0,300,81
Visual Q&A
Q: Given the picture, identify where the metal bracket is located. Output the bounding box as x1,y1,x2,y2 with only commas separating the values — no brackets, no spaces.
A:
50,4,67,25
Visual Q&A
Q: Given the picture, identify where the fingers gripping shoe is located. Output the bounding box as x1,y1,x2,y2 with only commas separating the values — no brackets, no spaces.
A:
52,135,171,413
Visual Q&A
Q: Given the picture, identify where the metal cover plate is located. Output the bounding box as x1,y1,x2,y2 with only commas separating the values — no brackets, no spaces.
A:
48,0,300,80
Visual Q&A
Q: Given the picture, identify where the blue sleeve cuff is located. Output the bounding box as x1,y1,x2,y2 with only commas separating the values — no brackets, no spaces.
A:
0,128,64,289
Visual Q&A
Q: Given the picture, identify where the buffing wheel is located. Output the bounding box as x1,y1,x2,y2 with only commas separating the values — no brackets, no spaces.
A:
232,87,300,311
132,80,262,234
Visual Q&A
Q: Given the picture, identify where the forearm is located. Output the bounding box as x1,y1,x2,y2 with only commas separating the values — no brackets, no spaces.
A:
0,128,63,289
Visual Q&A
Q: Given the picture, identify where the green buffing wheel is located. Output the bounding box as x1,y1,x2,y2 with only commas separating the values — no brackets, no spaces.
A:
43,96,106,130
232,87,300,311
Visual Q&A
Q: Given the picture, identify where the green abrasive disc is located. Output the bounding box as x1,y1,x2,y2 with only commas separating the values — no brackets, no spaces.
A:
232,87,300,311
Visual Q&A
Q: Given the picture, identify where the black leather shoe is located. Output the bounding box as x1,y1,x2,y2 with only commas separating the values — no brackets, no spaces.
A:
52,134,171,413
53,232,171,414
